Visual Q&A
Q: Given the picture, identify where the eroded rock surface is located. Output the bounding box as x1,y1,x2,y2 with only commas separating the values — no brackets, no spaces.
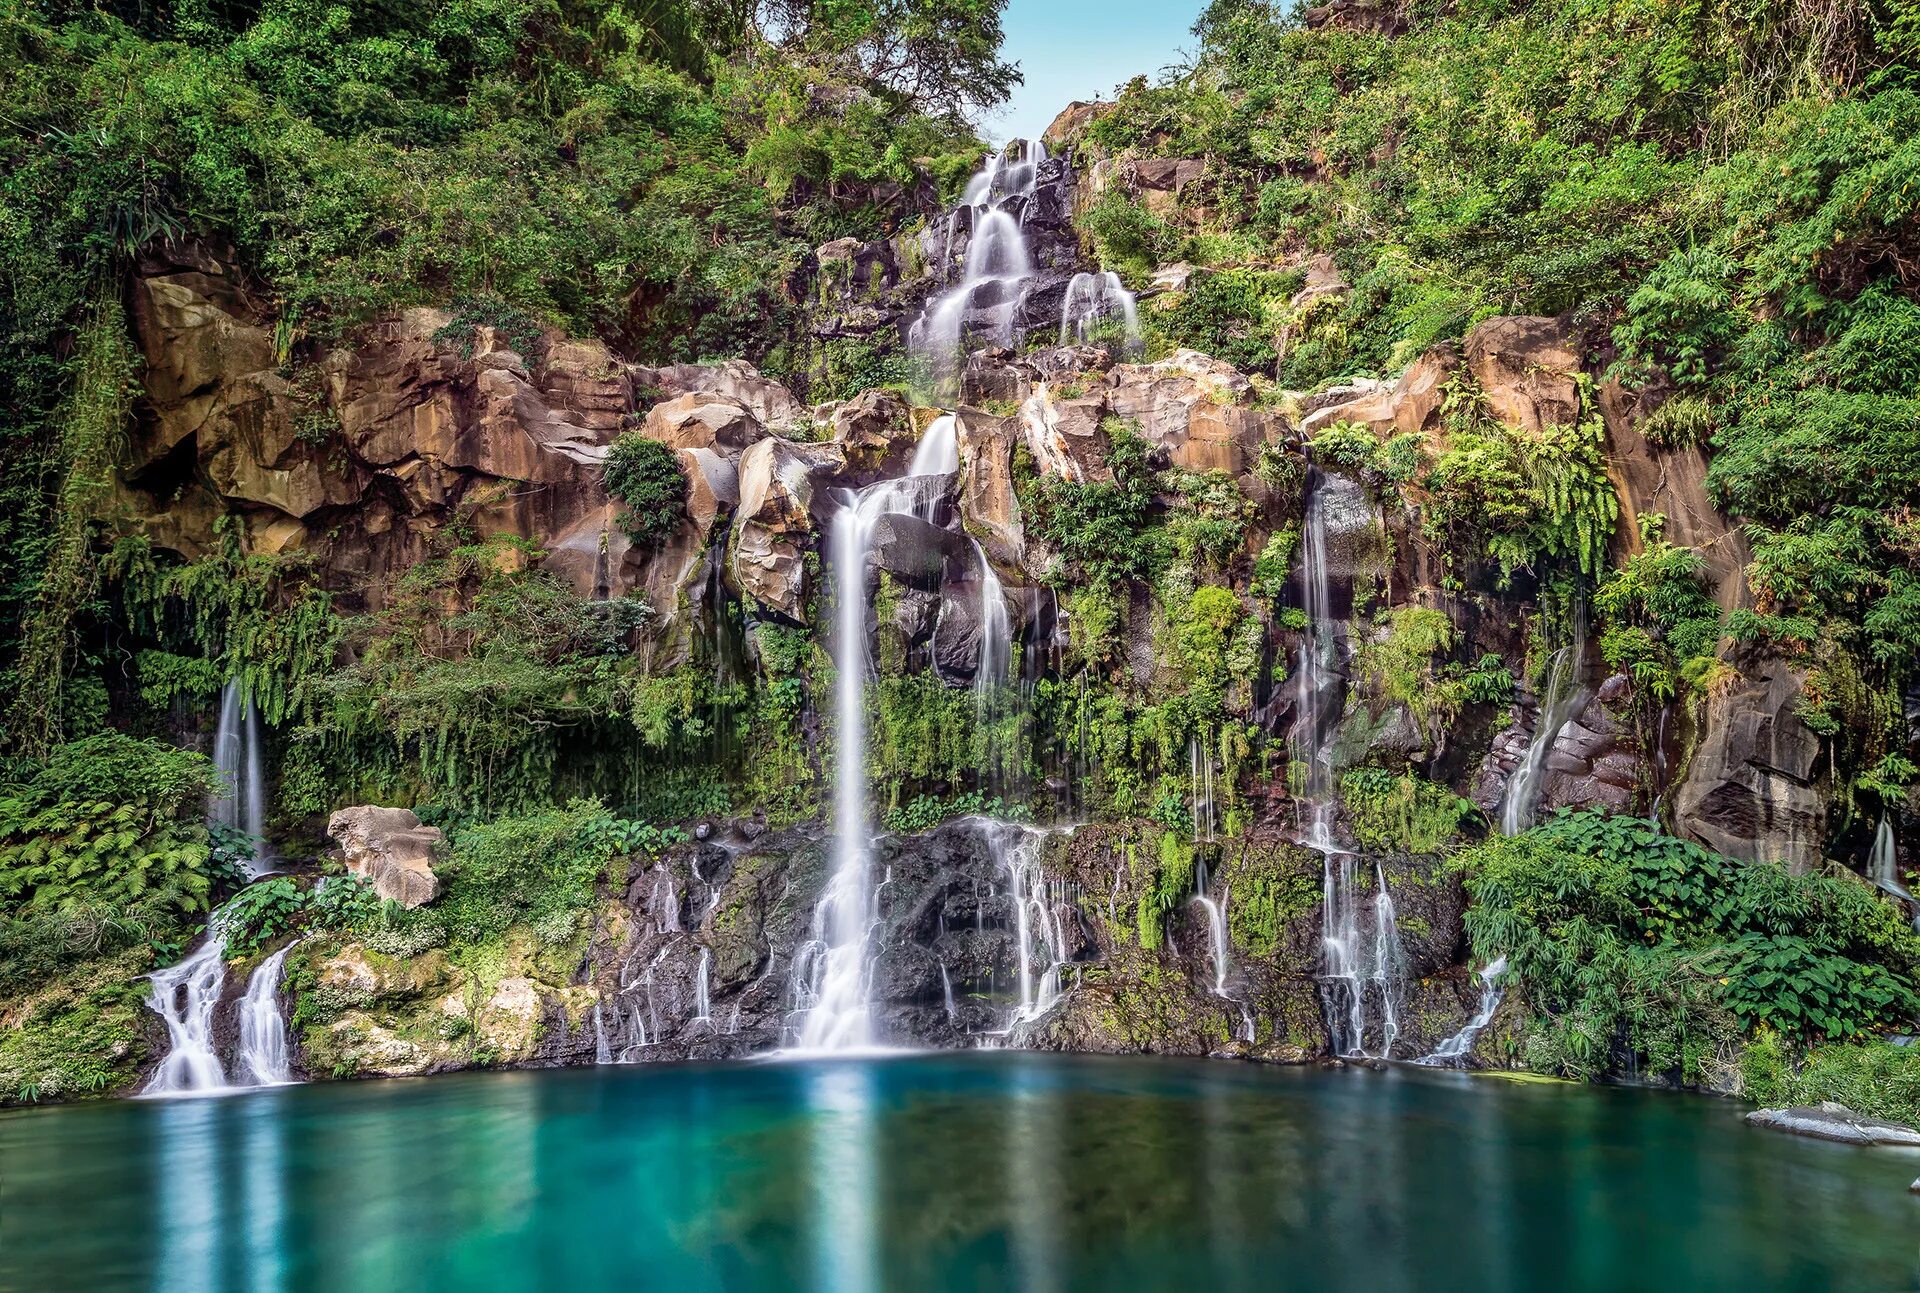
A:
327,807,444,908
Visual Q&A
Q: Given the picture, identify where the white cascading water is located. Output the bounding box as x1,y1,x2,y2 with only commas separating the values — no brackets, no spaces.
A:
910,142,1047,382
1499,605,1589,835
985,821,1070,1028
1291,471,1405,1057
143,933,232,1096
1058,270,1141,350
1418,956,1511,1065
693,947,713,1028
974,548,1011,694
210,679,270,877
1867,816,1920,933
234,942,299,1086
145,893,305,1095
788,423,959,1051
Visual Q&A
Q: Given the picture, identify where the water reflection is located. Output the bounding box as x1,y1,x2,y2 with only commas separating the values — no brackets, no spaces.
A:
3,1057,1915,1293
807,1063,878,1293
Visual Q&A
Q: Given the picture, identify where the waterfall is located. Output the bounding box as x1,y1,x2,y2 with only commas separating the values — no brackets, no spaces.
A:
1870,815,1904,894
1418,956,1510,1065
144,888,309,1094
210,679,270,877
909,142,1048,383
974,546,1011,693
143,933,232,1096
1499,605,1589,835
940,962,958,1022
1867,817,1920,933
1192,871,1256,1042
693,948,713,1028
1058,271,1141,351
592,1004,613,1064
1189,733,1217,844
1005,825,1066,1025
234,943,298,1086
787,424,956,1051
1291,471,1404,1058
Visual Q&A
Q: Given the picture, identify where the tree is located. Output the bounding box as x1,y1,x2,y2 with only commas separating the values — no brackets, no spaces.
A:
755,0,1021,120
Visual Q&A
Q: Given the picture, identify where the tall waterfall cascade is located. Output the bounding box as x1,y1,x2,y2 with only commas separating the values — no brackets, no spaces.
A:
910,142,1048,377
788,422,981,1051
1498,605,1589,836
210,678,271,877
1291,471,1405,1058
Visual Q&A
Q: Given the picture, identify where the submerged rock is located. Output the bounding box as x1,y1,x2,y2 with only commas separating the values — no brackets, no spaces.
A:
1745,1103,1920,1147
327,806,444,908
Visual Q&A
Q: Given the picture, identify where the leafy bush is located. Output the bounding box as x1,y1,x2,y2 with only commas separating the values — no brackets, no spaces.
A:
604,434,689,549
1454,811,1920,1081
1740,1031,1920,1128
1018,421,1167,587
0,735,217,916
411,799,667,949
1341,768,1478,854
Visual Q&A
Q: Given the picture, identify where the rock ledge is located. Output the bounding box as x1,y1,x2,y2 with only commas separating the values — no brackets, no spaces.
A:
1745,1103,1920,1147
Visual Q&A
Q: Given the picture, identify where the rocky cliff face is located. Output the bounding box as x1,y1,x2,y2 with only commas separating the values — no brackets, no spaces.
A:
110,135,1839,1081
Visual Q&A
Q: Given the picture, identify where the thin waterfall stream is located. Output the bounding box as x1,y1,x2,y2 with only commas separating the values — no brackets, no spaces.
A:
211,678,271,877
1291,470,1404,1058
1498,605,1589,836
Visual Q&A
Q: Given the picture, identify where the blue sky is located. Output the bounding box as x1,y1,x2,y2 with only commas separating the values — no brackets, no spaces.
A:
985,0,1209,145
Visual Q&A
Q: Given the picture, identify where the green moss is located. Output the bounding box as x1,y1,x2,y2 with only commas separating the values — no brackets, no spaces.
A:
0,948,153,1104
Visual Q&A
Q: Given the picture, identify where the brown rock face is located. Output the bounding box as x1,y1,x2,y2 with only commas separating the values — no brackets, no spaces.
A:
327,807,444,908
634,360,804,434
118,252,806,637
640,393,764,454
1464,316,1582,434
1598,378,1752,613
1671,656,1827,871
732,438,844,621
832,388,919,482
955,410,1024,567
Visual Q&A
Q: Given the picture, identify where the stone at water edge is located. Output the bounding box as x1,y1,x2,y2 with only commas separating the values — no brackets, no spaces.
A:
1744,1103,1920,1147
328,806,444,908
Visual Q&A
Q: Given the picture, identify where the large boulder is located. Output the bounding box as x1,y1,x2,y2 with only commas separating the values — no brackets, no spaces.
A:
327,807,444,908
732,438,843,621
1671,656,1826,870
955,410,1025,566
1746,1104,1920,1146
633,359,804,434
639,393,764,455
832,389,921,482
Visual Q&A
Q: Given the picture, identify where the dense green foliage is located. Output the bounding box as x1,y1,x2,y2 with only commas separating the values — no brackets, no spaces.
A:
1456,811,1920,1083
604,433,690,548
1085,0,1920,799
0,733,218,917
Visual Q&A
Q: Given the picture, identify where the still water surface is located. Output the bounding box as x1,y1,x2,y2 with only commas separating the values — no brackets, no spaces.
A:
1,1053,1915,1291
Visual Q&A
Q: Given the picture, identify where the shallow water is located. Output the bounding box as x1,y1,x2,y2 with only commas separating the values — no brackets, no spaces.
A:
1,1054,1915,1291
